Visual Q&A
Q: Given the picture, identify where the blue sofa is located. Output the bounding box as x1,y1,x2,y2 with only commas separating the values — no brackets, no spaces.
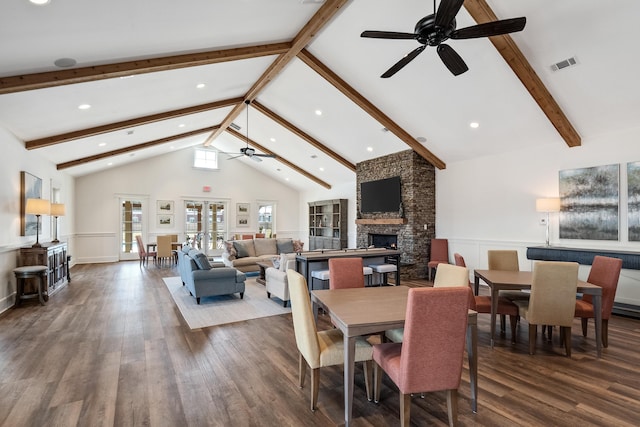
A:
177,247,246,304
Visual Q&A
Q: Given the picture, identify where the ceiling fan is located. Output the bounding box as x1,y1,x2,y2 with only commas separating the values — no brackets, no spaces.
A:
224,100,276,162
361,0,526,77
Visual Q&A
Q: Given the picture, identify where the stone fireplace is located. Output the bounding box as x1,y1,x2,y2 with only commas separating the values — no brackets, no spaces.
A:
356,150,435,279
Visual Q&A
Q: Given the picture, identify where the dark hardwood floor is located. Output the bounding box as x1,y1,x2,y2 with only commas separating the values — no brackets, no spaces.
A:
1,261,639,426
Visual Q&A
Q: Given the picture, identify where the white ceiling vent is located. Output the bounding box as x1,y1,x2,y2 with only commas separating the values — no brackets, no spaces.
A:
550,56,578,72
229,122,241,131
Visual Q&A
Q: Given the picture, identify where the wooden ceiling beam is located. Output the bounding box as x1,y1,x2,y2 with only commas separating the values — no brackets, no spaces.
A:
297,49,446,170
27,97,242,149
0,43,290,95
57,125,220,170
203,0,349,147
225,128,331,189
252,101,355,172
464,0,581,147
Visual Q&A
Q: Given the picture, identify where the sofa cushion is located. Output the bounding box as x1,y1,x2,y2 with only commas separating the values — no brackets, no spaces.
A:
276,238,294,254
223,240,237,260
233,240,255,258
293,239,304,253
254,238,277,257
192,252,212,270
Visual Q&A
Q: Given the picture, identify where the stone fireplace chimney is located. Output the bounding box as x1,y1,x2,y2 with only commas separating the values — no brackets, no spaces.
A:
356,150,435,279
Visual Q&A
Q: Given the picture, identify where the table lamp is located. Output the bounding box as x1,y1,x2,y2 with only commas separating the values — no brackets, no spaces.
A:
536,197,561,246
25,198,50,247
50,203,65,243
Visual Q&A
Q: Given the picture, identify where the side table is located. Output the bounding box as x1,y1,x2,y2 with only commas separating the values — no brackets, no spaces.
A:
14,265,49,306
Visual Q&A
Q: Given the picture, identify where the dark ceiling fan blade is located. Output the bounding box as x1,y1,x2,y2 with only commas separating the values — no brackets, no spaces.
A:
451,17,526,39
226,154,243,160
437,44,468,76
381,45,426,78
360,30,417,40
434,0,465,28
254,153,276,158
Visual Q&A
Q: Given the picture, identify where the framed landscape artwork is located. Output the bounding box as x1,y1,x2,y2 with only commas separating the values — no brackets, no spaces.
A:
20,171,42,236
559,164,619,241
157,200,174,214
628,161,640,241
157,214,174,227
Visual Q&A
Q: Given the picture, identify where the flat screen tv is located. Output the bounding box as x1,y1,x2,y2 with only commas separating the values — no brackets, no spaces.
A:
360,176,402,213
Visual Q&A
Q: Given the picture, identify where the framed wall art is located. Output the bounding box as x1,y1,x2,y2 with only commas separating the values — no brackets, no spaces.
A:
236,215,249,228
236,203,250,215
157,214,174,227
157,200,174,214
559,164,619,241
20,171,43,236
628,161,640,241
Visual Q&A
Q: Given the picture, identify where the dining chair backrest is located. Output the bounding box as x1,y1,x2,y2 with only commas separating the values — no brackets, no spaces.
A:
454,253,466,267
167,234,178,242
528,261,578,327
488,250,519,271
429,239,449,263
399,287,469,393
329,257,365,289
157,235,173,259
135,235,146,256
583,255,623,320
433,263,469,288
287,270,321,368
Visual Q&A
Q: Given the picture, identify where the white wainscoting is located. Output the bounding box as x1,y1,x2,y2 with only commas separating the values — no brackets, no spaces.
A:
75,232,119,264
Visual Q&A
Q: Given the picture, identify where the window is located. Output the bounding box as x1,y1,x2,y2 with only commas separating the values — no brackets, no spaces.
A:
257,202,276,237
193,148,218,169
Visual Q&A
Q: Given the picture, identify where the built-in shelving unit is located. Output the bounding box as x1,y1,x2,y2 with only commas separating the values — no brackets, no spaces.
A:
308,199,347,250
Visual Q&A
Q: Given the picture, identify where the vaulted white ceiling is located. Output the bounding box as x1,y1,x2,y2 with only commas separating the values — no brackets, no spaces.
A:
1,0,639,191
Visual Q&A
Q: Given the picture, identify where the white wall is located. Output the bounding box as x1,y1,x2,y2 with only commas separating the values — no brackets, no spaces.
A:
74,147,302,263
0,127,75,313
436,125,640,307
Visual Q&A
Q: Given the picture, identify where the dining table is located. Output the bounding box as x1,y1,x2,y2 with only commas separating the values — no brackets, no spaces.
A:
310,285,478,427
473,269,603,358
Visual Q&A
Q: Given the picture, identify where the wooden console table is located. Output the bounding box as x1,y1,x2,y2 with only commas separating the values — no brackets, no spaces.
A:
19,242,68,297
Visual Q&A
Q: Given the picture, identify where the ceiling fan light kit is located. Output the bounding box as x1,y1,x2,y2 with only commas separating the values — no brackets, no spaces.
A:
361,0,526,77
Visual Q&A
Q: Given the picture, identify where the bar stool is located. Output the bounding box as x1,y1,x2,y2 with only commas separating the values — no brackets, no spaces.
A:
310,269,330,290
363,266,374,286
369,263,398,285
13,265,49,306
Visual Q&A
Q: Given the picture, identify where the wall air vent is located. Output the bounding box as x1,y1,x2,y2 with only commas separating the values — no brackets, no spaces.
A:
229,122,241,131
550,56,578,72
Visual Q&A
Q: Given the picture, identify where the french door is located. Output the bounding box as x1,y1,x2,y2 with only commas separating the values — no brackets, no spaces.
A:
119,197,147,261
184,200,229,255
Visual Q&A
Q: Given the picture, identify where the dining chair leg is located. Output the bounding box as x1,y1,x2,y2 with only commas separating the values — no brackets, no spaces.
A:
528,324,538,355
399,393,411,427
363,360,373,401
581,318,589,337
374,362,382,403
500,314,506,334
298,353,306,388
310,367,320,412
509,315,518,343
561,326,572,357
602,319,609,347
446,389,458,427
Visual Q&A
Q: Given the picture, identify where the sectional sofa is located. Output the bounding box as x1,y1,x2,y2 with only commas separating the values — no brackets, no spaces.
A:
221,238,304,273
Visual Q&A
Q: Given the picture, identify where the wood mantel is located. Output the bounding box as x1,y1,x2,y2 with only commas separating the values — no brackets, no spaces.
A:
355,218,407,225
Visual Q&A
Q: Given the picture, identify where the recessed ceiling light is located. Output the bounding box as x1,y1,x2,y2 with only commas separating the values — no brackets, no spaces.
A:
178,124,186,128
98,142,106,147
270,137,276,142
119,75,135,80
54,57,76,68
319,167,325,172
285,177,290,181
107,162,113,166
30,0,50,5
315,109,322,116
470,122,479,129
196,83,206,89
366,147,373,152
78,104,91,110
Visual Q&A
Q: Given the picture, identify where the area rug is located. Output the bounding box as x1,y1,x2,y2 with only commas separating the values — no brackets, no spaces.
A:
162,276,291,330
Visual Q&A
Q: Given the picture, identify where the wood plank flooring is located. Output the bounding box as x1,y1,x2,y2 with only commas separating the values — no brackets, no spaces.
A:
0,262,639,426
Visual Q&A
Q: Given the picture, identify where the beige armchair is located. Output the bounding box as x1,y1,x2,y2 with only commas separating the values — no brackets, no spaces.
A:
265,253,297,307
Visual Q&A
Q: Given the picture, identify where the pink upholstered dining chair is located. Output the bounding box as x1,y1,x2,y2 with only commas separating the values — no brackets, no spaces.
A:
329,257,366,289
287,270,373,411
135,235,156,267
455,253,519,343
427,238,449,281
373,287,469,427
575,255,623,347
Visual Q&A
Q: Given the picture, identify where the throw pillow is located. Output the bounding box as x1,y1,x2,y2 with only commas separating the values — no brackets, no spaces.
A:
223,240,237,260
272,256,280,269
276,238,294,254
292,239,304,253
192,252,212,270
233,239,256,258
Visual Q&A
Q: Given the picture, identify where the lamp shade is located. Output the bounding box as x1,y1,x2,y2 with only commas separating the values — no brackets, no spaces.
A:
536,197,561,213
25,198,50,215
50,203,65,217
